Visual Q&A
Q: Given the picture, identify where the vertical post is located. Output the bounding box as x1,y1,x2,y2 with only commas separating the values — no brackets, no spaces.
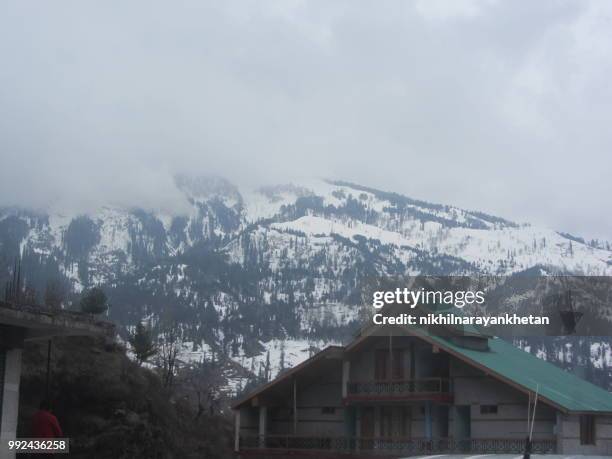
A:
410,342,416,376
259,406,267,448
374,406,382,451
555,411,563,454
0,349,22,459
425,401,433,440
389,335,393,380
234,410,241,452
293,378,297,434
45,340,52,401
355,407,361,453
0,351,5,436
342,360,350,398
374,406,381,438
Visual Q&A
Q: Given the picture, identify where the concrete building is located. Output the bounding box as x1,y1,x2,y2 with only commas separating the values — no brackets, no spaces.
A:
233,317,612,457
0,300,113,458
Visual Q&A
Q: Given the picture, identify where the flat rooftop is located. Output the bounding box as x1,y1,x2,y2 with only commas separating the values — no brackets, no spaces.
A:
0,300,115,341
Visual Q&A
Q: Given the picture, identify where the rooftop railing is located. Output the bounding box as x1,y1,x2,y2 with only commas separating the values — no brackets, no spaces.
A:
346,377,451,399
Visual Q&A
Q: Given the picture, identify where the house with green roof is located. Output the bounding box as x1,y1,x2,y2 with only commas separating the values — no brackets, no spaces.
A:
232,310,612,457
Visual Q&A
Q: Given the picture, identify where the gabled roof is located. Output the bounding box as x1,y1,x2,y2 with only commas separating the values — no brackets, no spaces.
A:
232,345,344,409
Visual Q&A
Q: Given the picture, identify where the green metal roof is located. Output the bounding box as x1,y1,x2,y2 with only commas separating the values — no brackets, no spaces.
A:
411,305,612,412
426,331,612,413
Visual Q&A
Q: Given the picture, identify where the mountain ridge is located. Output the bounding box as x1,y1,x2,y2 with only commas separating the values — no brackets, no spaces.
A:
1,176,611,390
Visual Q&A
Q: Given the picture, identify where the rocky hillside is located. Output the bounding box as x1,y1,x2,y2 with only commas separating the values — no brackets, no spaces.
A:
2,177,612,388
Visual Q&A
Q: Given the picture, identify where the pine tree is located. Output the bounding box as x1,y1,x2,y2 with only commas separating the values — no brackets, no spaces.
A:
264,350,271,381
279,340,286,374
44,279,66,310
80,287,109,315
129,322,158,366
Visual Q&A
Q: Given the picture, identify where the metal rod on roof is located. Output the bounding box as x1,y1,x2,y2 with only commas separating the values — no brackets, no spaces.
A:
524,387,538,459
527,391,531,432
529,384,539,441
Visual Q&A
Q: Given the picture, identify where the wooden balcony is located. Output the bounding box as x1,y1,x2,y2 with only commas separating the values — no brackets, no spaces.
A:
239,435,556,455
344,378,453,402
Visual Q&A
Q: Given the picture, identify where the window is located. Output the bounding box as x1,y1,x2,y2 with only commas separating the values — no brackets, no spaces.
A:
321,407,335,414
580,415,595,445
480,405,498,415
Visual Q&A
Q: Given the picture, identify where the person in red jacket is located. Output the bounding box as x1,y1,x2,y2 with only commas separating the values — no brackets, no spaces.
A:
31,400,63,438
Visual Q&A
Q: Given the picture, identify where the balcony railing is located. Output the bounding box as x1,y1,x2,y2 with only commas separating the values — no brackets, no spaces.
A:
346,378,451,400
240,435,556,455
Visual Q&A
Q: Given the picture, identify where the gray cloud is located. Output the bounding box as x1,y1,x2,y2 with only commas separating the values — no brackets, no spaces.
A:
1,0,611,239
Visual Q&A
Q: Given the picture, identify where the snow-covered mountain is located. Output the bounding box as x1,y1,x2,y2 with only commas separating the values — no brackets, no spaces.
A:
1,177,611,388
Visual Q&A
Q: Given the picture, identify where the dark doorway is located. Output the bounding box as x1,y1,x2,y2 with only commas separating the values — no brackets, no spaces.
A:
361,407,374,437
437,405,449,437
455,405,471,439
360,407,375,450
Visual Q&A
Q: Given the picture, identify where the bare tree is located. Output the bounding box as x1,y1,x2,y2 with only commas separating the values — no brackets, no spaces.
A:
181,355,225,418
156,321,182,389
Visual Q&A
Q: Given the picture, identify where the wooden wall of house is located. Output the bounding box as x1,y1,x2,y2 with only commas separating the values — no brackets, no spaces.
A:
238,406,259,437
291,364,344,436
349,343,376,381
450,357,556,440
556,414,612,455
407,404,448,438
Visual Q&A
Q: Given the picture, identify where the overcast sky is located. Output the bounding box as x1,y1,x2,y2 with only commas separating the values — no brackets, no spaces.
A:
1,0,611,240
